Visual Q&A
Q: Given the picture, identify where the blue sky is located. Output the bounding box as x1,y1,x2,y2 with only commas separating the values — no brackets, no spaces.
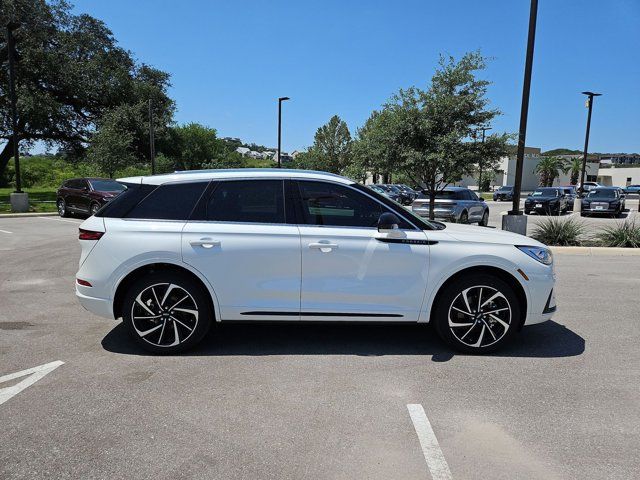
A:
72,0,640,153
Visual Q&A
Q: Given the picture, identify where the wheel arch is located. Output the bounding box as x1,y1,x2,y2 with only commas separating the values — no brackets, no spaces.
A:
112,262,220,322
427,265,528,330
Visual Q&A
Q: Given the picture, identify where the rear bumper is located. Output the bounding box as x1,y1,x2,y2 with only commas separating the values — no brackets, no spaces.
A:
412,207,456,220
76,287,114,319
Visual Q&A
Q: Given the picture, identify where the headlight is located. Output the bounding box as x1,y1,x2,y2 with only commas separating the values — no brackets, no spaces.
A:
516,246,553,265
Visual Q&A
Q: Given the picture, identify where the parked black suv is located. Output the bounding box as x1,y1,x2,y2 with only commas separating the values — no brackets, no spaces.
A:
524,187,569,215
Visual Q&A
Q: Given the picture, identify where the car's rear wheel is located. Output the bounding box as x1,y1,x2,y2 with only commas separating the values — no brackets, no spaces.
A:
122,272,212,354
57,198,69,217
479,210,489,226
459,210,469,224
433,273,521,354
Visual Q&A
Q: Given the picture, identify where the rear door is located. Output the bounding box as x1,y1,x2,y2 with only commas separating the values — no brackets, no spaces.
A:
181,179,301,321
295,180,430,321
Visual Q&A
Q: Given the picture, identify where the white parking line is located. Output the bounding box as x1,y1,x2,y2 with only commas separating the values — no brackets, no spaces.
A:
0,228,12,234
38,216,82,224
0,360,64,406
407,404,453,480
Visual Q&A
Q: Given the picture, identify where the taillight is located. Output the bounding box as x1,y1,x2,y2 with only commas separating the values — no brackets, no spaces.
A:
79,229,104,241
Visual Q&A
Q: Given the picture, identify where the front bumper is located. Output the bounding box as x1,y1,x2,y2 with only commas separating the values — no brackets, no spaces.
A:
525,203,559,214
524,270,557,325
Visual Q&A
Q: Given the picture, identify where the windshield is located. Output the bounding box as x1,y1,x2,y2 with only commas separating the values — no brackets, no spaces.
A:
588,189,616,198
386,185,401,193
90,180,126,192
532,188,559,197
498,186,513,191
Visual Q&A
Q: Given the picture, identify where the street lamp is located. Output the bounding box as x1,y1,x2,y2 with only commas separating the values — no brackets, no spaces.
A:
277,96,290,168
503,0,538,235
576,91,602,208
148,99,156,175
478,126,491,193
6,21,29,212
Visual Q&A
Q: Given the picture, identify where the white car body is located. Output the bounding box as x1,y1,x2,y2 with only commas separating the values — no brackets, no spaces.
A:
75,169,556,352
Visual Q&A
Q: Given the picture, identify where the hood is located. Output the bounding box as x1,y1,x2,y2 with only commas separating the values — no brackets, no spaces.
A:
437,222,545,247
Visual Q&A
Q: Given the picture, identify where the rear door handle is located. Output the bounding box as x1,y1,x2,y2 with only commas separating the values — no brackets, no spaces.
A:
309,242,338,251
190,238,220,249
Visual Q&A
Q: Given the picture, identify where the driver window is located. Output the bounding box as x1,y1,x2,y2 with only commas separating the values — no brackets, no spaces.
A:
297,181,410,228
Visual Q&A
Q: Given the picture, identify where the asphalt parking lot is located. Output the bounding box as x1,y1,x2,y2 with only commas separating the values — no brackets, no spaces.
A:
0,216,639,480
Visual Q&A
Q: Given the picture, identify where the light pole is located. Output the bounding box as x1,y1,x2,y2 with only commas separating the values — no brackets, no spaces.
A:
503,0,538,235
149,99,156,175
277,96,289,168
575,91,602,210
6,21,29,212
478,126,491,193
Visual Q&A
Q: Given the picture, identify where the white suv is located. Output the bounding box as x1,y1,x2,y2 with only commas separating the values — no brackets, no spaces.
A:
76,169,556,354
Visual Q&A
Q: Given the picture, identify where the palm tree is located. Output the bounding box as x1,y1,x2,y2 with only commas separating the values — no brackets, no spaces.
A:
568,157,582,185
535,156,569,187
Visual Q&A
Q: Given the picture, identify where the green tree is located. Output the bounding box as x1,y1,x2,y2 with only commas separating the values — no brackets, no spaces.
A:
0,0,174,176
166,123,224,170
568,157,582,185
87,108,136,178
535,156,569,187
295,115,352,174
354,52,510,219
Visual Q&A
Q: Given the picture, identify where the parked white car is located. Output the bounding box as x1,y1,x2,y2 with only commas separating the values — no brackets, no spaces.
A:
76,169,556,354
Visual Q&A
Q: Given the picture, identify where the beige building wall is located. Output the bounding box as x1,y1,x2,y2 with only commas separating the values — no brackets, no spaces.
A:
597,167,640,187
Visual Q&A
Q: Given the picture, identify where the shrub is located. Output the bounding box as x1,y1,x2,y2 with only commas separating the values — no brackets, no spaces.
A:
595,220,640,248
530,217,585,246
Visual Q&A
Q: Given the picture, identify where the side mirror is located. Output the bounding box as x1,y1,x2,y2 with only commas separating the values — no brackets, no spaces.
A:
378,212,401,232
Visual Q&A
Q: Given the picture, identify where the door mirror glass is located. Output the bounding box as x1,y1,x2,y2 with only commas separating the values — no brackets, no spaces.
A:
378,212,401,231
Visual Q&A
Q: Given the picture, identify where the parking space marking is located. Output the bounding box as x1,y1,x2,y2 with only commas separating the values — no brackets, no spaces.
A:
407,404,453,480
38,216,82,224
0,360,64,406
0,228,13,234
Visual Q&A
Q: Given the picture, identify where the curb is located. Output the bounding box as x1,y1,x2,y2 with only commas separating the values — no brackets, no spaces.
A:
0,212,59,219
550,246,640,256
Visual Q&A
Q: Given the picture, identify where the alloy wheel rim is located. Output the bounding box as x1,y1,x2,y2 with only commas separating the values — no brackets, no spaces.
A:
130,283,199,347
447,285,512,348
58,201,65,215
91,204,99,215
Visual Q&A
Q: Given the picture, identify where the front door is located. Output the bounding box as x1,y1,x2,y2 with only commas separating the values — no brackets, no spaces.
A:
181,179,301,321
294,180,430,321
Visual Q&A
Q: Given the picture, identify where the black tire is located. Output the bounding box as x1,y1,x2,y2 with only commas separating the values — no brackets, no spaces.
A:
479,209,489,227
459,210,469,224
90,202,100,216
433,273,521,354
57,198,69,217
122,271,213,354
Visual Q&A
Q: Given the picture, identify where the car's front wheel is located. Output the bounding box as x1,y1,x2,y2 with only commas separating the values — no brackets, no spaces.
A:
122,272,213,354
433,273,521,354
90,202,100,216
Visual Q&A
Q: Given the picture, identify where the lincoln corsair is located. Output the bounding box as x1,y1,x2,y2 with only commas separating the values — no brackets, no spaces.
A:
75,169,556,354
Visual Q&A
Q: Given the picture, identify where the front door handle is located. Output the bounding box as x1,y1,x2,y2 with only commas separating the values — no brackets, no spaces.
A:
190,238,220,249
309,242,338,252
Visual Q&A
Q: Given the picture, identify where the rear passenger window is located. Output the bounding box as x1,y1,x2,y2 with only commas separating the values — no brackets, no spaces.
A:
125,182,208,220
206,180,285,224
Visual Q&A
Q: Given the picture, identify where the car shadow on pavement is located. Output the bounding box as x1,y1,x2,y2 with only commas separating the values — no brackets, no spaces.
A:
101,320,585,362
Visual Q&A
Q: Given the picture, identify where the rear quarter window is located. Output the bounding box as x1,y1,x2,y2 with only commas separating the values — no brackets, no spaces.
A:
125,182,209,220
